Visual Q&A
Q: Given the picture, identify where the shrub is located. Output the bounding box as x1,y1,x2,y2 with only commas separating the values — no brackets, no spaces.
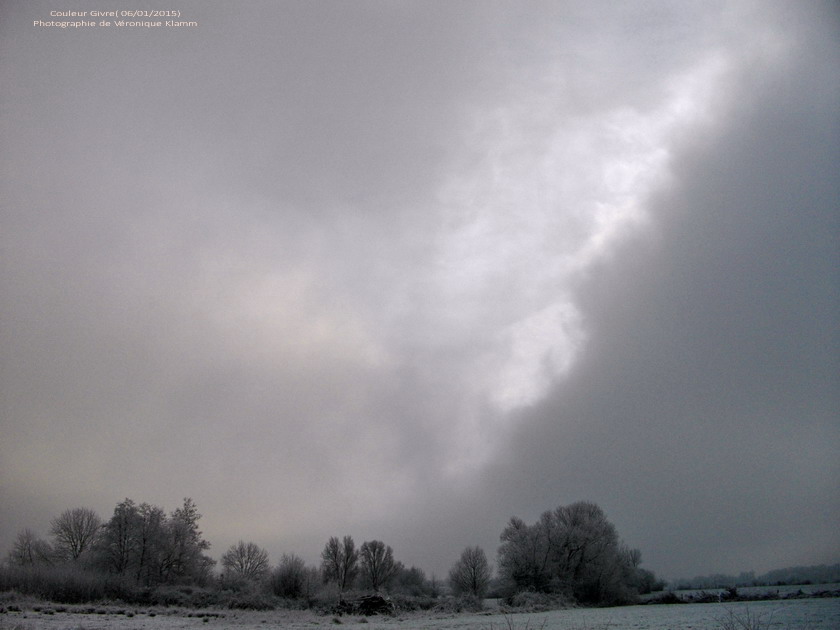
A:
503,591,572,612
223,587,277,611
716,606,774,630
644,591,684,605
389,593,439,612
311,582,342,612
433,594,484,613
0,565,108,603
146,585,191,607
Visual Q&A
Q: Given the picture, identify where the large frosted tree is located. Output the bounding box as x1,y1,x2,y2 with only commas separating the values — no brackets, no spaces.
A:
100,498,140,575
498,501,646,604
221,540,270,582
158,498,215,584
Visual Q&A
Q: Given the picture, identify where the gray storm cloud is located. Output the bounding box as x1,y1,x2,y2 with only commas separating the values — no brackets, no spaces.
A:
1,0,837,580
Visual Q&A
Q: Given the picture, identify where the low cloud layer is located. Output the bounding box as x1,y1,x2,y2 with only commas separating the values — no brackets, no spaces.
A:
1,1,837,580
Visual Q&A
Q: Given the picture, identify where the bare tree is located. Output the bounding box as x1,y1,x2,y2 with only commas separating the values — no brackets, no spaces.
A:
359,540,397,592
321,535,358,591
449,546,491,598
429,573,442,598
50,507,102,562
272,553,317,599
221,540,270,581
7,529,53,566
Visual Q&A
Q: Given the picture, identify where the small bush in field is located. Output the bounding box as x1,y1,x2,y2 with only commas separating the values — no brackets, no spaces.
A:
389,593,439,612
501,591,573,612
434,594,484,613
310,582,342,612
225,590,277,610
716,607,774,630
147,585,190,607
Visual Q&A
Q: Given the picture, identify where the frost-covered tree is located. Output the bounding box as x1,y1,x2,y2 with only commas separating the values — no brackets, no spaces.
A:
321,535,358,591
221,540,270,581
99,498,140,575
359,540,397,592
498,501,645,604
7,529,53,566
449,546,491,598
158,498,214,584
134,502,167,585
272,553,318,599
393,565,430,596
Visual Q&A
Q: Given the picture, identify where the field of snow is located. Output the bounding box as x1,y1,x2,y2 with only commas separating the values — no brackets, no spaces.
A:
2,597,840,630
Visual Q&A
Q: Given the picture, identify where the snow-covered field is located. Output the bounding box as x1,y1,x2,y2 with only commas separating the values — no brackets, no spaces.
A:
2,598,840,630
647,582,840,602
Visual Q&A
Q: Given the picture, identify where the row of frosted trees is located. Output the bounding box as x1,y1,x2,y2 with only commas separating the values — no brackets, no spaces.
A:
2,497,461,604
218,536,438,598
4,498,658,606
6,498,215,588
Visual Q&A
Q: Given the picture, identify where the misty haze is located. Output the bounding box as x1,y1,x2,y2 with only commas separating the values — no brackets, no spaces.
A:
1,1,838,628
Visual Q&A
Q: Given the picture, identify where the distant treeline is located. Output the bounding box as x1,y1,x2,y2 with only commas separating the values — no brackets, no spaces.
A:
1,497,661,610
672,563,840,590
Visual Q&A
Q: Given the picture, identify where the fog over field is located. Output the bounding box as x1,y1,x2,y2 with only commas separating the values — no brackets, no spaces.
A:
1,1,838,582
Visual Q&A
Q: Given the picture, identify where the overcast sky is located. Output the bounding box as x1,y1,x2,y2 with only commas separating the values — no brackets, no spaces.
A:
1,0,838,582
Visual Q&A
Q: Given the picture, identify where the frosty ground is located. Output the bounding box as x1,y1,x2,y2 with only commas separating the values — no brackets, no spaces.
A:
3,598,840,630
